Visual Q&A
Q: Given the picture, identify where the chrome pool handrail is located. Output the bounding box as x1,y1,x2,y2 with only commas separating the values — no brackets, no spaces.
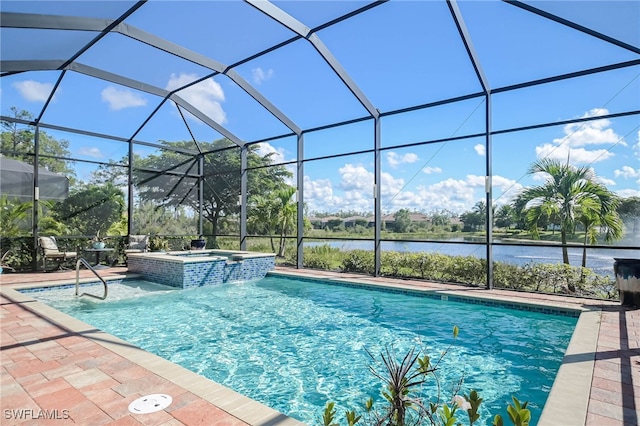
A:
75,258,108,300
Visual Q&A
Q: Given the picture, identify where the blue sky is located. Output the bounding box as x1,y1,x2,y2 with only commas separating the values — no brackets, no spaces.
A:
1,0,639,215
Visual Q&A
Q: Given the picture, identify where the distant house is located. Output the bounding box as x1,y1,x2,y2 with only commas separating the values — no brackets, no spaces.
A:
343,216,370,228
307,216,342,229
380,212,431,228
450,217,463,226
409,213,431,223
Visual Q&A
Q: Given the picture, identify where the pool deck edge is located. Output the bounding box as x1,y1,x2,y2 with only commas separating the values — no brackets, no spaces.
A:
538,308,600,426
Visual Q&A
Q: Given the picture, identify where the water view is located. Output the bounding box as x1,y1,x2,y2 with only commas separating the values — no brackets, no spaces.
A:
306,239,639,277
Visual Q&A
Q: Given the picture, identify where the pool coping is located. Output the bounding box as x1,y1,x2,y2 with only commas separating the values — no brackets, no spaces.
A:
2,271,609,426
127,249,276,264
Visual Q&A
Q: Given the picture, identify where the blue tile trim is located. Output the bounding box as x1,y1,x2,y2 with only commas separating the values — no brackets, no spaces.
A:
18,279,124,293
268,273,581,318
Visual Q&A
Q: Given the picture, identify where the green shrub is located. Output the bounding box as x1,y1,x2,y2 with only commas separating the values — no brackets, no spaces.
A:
245,241,274,253
304,245,341,270
0,237,33,271
331,247,616,298
380,251,411,277
444,256,486,286
303,254,333,270
492,261,616,298
341,250,375,275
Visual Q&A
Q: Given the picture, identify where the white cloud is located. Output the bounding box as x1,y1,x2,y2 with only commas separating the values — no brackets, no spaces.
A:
337,164,403,200
560,109,626,147
531,171,547,182
252,67,274,85
614,165,640,185
255,142,288,164
535,144,614,164
380,171,405,196
597,176,616,186
396,174,520,214
617,188,640,199
386,152,418,168
535,108,623,164
491,175,523,203
339,164,373,191
460,174,522,204
166,73,226,124
307,166,518,215
304,176,334,200
78,147,102,158
474,144,485,156
614,165,640,179
382,190,420,211
13,80,54,102
416,178,477,214
101,86,147,110
305,164,405,213
422,166,442,174
466,174,486,188
341,188,374,212
303,175,344,212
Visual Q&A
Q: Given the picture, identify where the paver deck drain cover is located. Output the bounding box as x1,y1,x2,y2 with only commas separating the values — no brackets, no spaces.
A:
128,394,172,414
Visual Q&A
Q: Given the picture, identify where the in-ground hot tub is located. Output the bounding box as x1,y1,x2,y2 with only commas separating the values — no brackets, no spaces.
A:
127,249,276,288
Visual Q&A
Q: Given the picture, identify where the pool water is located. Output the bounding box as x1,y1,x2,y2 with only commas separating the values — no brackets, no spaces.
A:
31,276,577,425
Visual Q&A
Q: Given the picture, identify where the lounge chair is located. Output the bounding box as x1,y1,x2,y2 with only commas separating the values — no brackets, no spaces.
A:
38,236,77,271
124,234,149,265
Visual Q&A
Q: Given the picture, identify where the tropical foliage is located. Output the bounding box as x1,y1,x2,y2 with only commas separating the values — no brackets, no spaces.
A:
323,327,532,426
516,159,623,265
248,185,297,256
617,196,640,234
130,139,292,242
0,195,32,237
53,183,125,237
1,108,76,182
302,246,616,298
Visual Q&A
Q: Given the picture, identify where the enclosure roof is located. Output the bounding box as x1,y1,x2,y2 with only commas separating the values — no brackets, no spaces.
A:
1,0,639,150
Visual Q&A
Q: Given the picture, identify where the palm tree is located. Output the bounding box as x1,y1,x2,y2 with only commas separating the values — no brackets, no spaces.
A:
0,195,32,237
577,197,623,267
272,186,297,257
518,158,623,265
248,185,297,257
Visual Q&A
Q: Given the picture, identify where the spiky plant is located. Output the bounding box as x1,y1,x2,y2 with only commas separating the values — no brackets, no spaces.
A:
366,346,434,426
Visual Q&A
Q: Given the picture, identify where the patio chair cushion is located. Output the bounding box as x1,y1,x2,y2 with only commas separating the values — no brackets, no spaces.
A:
39,236,77,257
38,236,77,271
39,236,60,254
127,235,149,251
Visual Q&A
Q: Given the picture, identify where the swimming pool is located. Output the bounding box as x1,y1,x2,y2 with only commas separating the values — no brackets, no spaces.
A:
28,275,578,425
